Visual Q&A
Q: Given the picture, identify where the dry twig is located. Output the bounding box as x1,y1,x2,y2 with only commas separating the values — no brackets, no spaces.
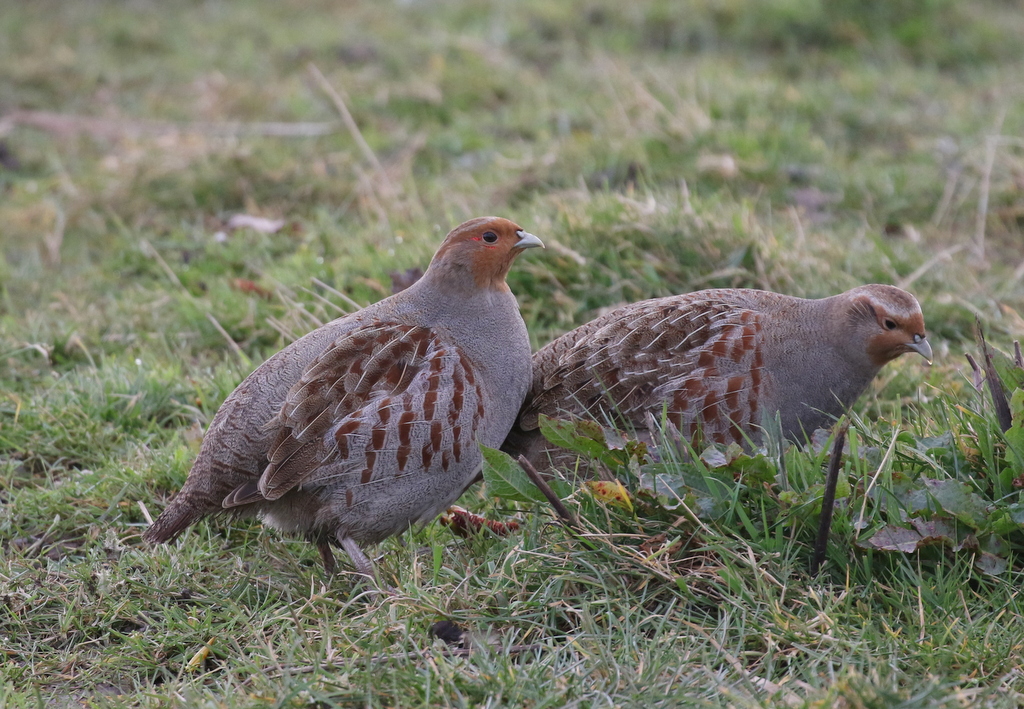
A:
517,455,578,527
975,318,1012,433
811,419,849,577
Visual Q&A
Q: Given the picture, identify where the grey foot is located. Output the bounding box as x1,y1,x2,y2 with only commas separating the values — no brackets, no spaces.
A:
338,535,377,583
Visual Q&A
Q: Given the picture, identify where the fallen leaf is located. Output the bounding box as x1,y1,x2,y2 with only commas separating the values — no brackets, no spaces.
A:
860,525,923,553
585,480,634,512
185,638,215,672
439,505,520,537
974,551,1008,576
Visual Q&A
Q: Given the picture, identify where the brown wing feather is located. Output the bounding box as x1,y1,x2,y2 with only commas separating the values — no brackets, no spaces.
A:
520,291,767,445
258,320,482,505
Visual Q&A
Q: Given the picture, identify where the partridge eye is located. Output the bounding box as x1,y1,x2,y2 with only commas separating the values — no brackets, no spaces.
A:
883,319,897,331
482,231,498,244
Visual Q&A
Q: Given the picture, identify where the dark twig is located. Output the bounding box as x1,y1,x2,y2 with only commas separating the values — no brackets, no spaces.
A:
811,419,849,577
965,353,985,392
517,455,578,527
976,317,1012,433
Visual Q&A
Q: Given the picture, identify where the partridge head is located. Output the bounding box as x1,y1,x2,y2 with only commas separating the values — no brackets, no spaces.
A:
144,217,543,581
503,284,929,471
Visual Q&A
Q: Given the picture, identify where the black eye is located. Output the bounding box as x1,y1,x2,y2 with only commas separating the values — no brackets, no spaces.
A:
884,319,897,330
482,231,498,244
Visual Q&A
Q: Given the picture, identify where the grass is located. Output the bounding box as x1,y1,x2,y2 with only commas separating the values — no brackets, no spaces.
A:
3,0,1024,705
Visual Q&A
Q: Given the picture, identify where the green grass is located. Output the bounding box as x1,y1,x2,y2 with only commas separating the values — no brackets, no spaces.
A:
3,0,1024,706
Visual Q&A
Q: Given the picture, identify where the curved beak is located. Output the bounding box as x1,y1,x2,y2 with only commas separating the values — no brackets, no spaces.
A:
908,334,932,364
514,230,544,250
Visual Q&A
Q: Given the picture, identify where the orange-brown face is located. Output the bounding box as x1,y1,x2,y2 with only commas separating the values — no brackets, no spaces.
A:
430,217,544,290
850,285,931,366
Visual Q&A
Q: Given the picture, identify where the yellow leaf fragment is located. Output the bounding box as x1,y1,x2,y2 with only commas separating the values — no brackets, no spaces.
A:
585,480,633,513
185,637,215,672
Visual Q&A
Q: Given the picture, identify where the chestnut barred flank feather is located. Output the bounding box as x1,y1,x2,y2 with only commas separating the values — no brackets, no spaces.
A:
504,285,930,472
144,217,543,581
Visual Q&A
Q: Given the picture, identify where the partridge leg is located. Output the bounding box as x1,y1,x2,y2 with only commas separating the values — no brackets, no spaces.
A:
316,539,337,577
338,534,376,582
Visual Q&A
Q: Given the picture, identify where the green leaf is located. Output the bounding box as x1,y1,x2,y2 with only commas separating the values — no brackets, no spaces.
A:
1008,502,1024,525
1012,388,1024,421
896,431,918,446
480,443,571,503
921,478,990,529
914,432,954,453
536,414,641,468
699,447,729,469
989,343,1024,393
988,510,1018,536
729,452,777,484
698,444,776,483
974,551,1008,576
1005,389,1024,473
637,462,731,518
807,477,852,507
538,415,611,459
480,444,546,503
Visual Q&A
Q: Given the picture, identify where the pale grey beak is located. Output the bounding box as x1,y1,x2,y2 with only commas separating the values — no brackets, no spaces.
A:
514,230,544,250
908,334,932,364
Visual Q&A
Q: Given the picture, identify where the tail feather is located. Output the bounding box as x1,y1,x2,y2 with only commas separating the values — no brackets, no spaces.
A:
143,454,267,544
142,495,213,544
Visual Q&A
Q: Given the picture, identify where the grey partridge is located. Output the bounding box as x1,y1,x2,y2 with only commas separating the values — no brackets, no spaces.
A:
503,285,931,470
144,217,543,579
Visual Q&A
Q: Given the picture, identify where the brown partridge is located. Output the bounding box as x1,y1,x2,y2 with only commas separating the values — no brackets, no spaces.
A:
503,285,931,470
144,217,543,579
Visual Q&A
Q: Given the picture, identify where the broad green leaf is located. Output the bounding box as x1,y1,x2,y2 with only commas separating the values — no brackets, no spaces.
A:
807,477,852,507
637,463,730,518
974,551,1009,576
698,444,776,482
538,415,611,459
1012,388,1024,420
778,489,803,507
921,478,989,529
699,447,728,468
624,439,650,463
988,509,1019,536
479,443,571,503
728,452,777,483
1005,389,1024,472
914,432,954,453
1008,502,1024,525
989,343,1024,393
536,415,640,468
